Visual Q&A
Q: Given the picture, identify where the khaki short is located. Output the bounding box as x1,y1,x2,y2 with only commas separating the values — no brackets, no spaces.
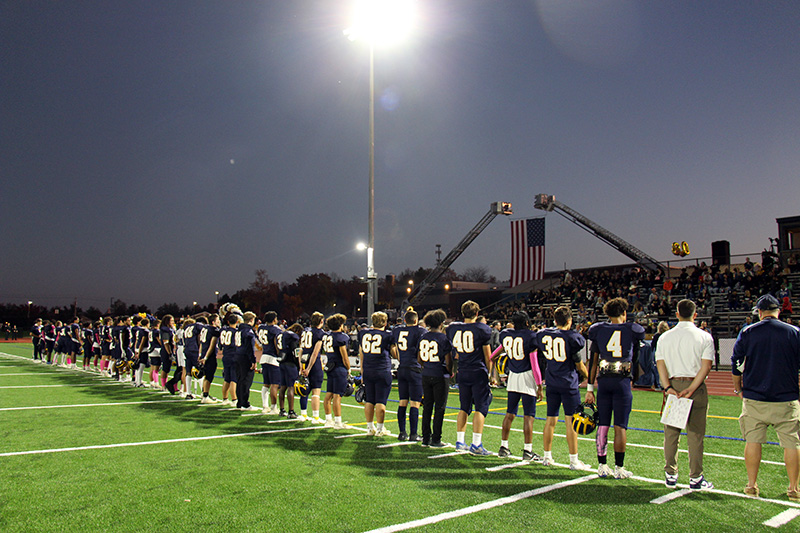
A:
739,398,800,448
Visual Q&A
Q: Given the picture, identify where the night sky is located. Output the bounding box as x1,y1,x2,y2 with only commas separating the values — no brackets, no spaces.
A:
3,1,799,310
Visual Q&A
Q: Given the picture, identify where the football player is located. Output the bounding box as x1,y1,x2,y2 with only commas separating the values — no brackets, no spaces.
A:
323,313,351,429
100,317,113,377
418,309,453,447
158,315,177,390
277,323,304,418
80,320,94,371
256,311,282,414
585,297,645,479
31,318,43,361
536,306,591,470
91,320,103,372
392,307,426,441
68,316,82,369
219,313,241,406
234,312,259,410
131,316,150,387
198,314,221,403
182,317,203,399
43,320,56,364
358,311,395,436
496,311,542,461
299,312,326,422
148,318,162,388
447,300,493,455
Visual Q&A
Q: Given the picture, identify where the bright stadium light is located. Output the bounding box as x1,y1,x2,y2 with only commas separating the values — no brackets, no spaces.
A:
344,0,416,47
356,242,367,251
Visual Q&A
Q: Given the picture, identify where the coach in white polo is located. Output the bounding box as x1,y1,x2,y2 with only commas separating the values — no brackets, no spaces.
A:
656,299,714,490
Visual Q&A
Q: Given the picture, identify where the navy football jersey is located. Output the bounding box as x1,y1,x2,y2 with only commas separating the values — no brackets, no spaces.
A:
199,324,219,359
498,328,538,374
183,323,201,356
219,326,238,360
277,330,300,366
392,325,426,369
256,324,282,357
324,331,350,367
234,323,256,364
358,328,394,374
535,327,586,389
419,331,452,378
587,322,645,364
148,327,161,354
446,321,492,371
300,327,326,369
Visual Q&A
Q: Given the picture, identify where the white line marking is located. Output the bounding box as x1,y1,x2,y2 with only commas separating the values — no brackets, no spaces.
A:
630,475,800,509
0,426,323,457
650,489,691,504
364,474,597,533
377,441,418,448
763,509,800,528
486,459,529,472
0,383,117,389
0,399,190,411
0,373,60,376
428,450,468,459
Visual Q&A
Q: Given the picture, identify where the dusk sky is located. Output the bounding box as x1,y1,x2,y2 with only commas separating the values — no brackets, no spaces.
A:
2,1,799,310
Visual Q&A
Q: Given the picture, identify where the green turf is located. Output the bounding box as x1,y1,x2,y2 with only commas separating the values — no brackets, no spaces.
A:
1,343,797,532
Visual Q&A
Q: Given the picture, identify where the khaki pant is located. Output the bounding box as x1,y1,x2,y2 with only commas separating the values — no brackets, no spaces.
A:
664,381,708,479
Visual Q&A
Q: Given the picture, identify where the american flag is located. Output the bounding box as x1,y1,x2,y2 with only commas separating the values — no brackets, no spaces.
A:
510,218,545,287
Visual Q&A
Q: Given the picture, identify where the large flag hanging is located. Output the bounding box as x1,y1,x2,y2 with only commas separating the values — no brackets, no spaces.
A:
510,217,545,287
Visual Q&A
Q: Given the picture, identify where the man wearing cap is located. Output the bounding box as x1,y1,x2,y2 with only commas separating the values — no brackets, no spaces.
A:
655,299,715,490
732,294,800,501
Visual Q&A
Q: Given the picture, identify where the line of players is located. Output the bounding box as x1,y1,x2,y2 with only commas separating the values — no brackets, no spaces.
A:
28,297,644,476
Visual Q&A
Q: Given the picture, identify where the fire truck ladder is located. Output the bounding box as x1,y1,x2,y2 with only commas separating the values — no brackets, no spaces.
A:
533,193,665,273
408,202,513,306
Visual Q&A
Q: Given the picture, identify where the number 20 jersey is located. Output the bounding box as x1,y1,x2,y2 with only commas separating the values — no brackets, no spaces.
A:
535,327,586,390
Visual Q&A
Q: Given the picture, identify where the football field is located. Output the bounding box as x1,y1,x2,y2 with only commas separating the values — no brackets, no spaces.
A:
1,343,798,532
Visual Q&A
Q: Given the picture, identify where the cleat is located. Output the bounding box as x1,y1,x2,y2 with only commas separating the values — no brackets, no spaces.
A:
324,419,335,428
279,409,287,417
542,457,554,466
468,444,492,456
597,464,613,478
523,450,541,462
366,427,377,436
398,432,409,442
287,410,298,419
421,438,430,447
310,417,322,425
788,489,800,502
199,397,213,404
333,421,348,430
689,476,713,490
429,441,448,448
569,460,592,471
455,442,467,451
296,414,307,422
614,466,632,479
408,434,421,442
376,428,392,437
497,446,511,458
665,473,678,488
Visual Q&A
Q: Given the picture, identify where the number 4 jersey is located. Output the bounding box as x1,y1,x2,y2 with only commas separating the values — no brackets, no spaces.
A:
586,322,645,367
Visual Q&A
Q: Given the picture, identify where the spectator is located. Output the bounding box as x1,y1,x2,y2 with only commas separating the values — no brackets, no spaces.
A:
731,294,800,500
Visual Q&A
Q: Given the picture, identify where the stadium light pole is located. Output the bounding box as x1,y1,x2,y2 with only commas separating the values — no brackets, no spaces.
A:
345,0,415,319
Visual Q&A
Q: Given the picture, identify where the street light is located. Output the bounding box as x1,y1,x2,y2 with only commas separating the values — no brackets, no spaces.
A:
27,301,32,320
346,1,416,319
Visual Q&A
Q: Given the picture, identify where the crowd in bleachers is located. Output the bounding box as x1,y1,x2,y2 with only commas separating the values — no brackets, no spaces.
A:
487,255,795,334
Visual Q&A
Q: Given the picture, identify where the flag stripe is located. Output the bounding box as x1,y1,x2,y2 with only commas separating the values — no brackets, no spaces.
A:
510,218,545,287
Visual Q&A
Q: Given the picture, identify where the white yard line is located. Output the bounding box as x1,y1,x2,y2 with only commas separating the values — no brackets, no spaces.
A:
0,373,61,376
364,474,597,533
763,509,800,528
0,399,189,411
631,475,800,509
650,489,691,504
0,425,323,457
0,383,117,389
377,441,418,449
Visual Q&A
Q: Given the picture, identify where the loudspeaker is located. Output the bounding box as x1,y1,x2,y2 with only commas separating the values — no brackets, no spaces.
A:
711,240,730,266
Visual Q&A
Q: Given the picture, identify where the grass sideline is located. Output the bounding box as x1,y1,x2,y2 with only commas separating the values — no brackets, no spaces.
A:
1,343,798,532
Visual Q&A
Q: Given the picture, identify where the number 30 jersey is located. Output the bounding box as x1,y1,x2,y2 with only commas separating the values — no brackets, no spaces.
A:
535,327,586,390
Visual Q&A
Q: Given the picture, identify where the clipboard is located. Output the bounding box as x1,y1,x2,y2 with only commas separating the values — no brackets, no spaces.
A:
660,394,693,429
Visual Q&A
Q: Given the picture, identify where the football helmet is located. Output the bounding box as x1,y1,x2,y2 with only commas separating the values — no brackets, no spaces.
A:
572,402,599,435
354,383,366,405
115,359,130,372
294,375,310,397
495,354,509,376
191,366,204,379
343,375,355,397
